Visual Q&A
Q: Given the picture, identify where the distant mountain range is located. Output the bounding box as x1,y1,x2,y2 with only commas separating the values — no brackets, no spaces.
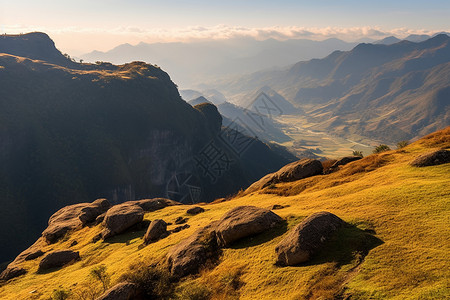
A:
81,37,358,87
209,34,450,143
0,33,297,263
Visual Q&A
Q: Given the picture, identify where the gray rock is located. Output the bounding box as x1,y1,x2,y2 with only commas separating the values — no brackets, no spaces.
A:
275,212,344,266
246,159,323,192
38,250,80,271
215,206,283,247
102,203,144,240
96,282,137,300
144,219,168,243
79,198,111,225
410,149,450,167
167,222,218,277
24,250,45,261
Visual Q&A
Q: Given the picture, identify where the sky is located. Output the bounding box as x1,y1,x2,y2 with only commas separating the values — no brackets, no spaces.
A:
1,0,449,55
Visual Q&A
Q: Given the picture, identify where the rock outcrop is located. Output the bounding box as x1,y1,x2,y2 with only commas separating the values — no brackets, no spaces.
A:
96,282,137,300
215,206,283,247
167,222,218,277
144,219,168,244
246,159,323,192
275,212,344,266
102,203,144,240
42,199,110,243
410,149,450,167
38,250,80,271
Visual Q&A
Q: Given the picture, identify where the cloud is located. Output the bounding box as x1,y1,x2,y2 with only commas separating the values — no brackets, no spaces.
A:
2,25,447,53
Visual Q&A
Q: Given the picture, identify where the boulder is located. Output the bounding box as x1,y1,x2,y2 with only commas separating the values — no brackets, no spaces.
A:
42,198,110,243
167,222,218,277
174,217,188,224
215,206,283,247
96,282,137,300
38,250,80,271
410,149,450,167
0,266,27,281
78,198,111,225
331,156,362,169
144,219,168,243
24,250,45,261
246,159,323,192
102,203,144,239
187,206,205,215
126,198,180,212
171,224,190,233
275,212,344,266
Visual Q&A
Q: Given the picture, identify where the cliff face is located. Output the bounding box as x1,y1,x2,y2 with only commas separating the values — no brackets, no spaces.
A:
0,34,297,263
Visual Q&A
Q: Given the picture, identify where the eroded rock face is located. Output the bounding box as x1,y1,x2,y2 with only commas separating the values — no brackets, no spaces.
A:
167,222,218,278
0,266,27,281
38,250,80,271
102,203,144,240
246,159,323,192
410,149,450,167
96,282,137,300
42,199,111,243
215,206,283,247
275,212,344,266
331,156,362,169
144,219,168,244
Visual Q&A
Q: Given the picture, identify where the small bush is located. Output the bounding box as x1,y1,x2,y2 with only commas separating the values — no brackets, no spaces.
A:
120,262,173,299
51,287,70,300
90,265,110,292
175,282,212,300
396,140,409,149
352,150,364,158
373,144,391,154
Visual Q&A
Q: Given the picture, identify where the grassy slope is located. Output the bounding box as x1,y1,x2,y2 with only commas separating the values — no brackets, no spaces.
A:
0,128,449,299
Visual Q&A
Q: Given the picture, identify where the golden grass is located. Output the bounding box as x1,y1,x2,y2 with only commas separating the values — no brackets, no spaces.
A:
0,129,449,299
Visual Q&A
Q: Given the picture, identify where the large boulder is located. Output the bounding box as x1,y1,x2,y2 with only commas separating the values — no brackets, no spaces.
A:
410,149,450,167
38,250,80,271
42,199,110,243
144,219,168,244
167,222,218,277
96,282,137,300
102,203,144,239
215,206,283,247
331,156,362,169
275,212,344,266
246,159,323,192
0,266,27,281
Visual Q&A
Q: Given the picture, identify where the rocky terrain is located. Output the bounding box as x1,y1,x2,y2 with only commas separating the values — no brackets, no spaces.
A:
0,126,448,299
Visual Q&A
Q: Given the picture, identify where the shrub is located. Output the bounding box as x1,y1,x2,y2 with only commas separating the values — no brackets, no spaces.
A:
396,140,409,149
120,263,173,299
175,282,212,300
51,287,70,300
352,150,364,158
90,265,110,292
373,144,391,154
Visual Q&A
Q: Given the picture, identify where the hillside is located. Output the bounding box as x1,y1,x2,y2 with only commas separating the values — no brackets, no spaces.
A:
1,127,448,299
0,33,297,264
209,35,450,143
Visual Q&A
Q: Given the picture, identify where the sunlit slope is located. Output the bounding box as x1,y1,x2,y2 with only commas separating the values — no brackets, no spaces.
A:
1,128,449,299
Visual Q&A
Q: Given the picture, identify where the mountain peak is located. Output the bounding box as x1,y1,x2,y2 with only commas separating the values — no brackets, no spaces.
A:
0,32,73,65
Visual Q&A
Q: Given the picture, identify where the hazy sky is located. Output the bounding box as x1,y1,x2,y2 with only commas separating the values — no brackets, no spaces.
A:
1,0,449,55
